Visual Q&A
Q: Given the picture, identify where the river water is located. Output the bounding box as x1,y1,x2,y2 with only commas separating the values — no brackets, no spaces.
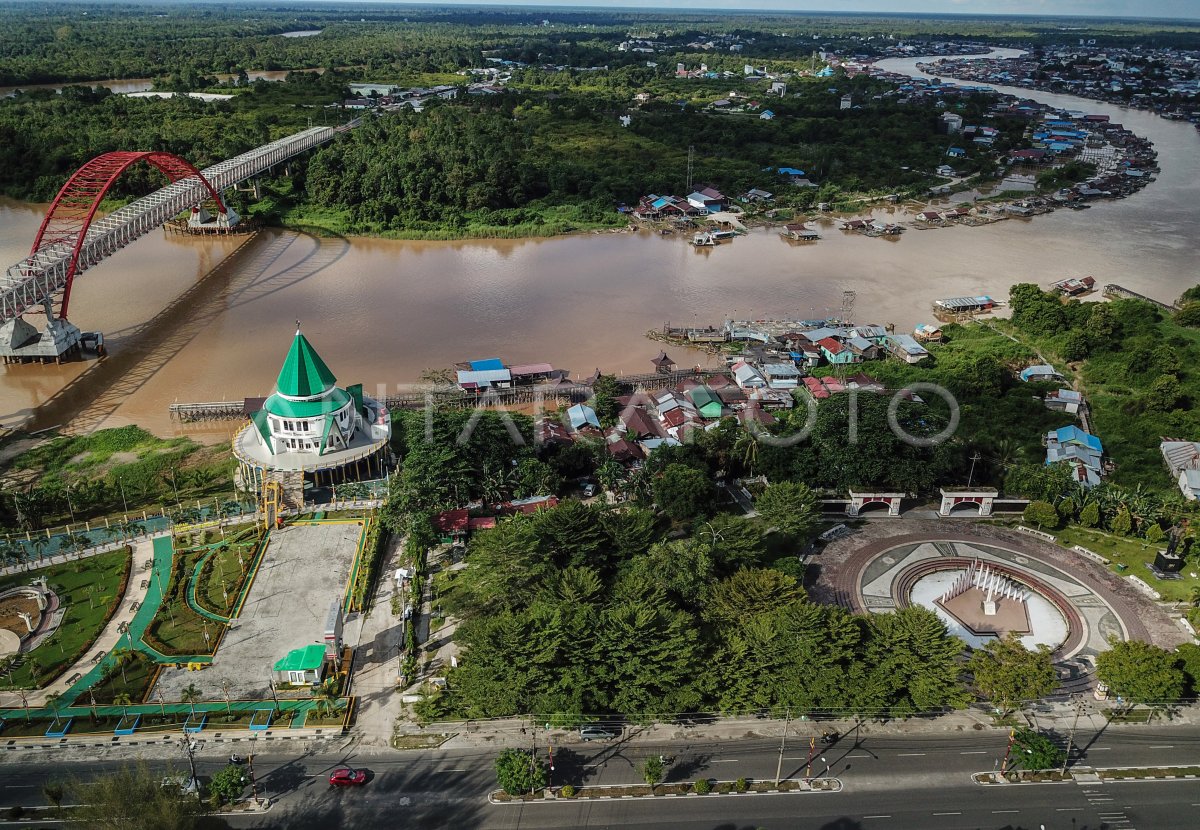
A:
1,49,1197,438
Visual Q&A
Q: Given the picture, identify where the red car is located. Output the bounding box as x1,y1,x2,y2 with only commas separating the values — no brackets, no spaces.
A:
329,768,368,787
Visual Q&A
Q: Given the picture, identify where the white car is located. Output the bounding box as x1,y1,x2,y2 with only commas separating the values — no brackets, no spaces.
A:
160,775,200,796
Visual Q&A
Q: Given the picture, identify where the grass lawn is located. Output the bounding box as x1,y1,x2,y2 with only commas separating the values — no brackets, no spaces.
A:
85,653,159,705
0,549,131,688
143,547,226,656
3,425,237,528
1052,526,1200,602
194,537,260,618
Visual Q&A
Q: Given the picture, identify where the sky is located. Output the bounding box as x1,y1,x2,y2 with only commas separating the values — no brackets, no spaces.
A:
391,1,1200,21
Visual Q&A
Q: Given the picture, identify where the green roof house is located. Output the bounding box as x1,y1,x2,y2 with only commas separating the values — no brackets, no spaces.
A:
686,385,724,420
273,643,327,685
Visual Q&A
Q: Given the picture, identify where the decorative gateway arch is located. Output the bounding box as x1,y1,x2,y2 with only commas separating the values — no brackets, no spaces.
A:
31,151,231,320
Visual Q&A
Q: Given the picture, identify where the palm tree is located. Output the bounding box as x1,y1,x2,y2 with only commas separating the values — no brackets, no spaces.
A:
110,647,136,686
734,429,759,477
45,691,62,719
114,693,132,720
310,676,343,720
180,683,202,718
26,656,42,685
31,535,48,564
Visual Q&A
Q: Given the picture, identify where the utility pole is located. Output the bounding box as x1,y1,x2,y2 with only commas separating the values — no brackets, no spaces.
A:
967,451,982,488
805,734,816,779
775,708,791,786
179,736,199,793
1062,697,1086,774
529,721,538,796
247,753,260,805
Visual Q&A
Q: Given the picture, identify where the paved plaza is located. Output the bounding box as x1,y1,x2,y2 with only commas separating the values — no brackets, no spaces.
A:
154,522,363,702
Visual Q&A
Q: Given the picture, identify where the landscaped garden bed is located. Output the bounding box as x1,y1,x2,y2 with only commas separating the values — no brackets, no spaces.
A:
1100,766,1200,780
0,548,131,688
491,778,838,802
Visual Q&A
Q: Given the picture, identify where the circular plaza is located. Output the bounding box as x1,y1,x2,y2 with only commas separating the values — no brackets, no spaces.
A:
810,520,1190,684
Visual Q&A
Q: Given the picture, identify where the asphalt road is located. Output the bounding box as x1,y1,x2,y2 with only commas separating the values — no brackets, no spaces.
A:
2,725,1199,829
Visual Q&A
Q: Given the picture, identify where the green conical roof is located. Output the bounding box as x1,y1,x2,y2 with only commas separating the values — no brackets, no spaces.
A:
275,328,337,399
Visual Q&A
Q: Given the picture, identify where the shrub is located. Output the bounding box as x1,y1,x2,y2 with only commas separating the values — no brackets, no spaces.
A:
693,778,711,794
560,784,576,798
1023,501,1059,530
1079,502,1100,528
734,777,749,792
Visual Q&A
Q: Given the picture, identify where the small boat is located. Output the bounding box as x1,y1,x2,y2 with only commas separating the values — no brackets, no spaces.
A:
691,232,717,247
710,229,737,240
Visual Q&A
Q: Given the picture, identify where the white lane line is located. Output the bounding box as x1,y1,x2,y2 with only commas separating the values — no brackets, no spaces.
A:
847,754,873,758
1148,745,1174,749
1090,747,1112,751
932,811,961,816
444,769,467,773
864,815,891,819
992,810,1020,814
1056,808,1085,812
898,753,926,757
960,750,987,755
712,759,739,763
3,785,35,789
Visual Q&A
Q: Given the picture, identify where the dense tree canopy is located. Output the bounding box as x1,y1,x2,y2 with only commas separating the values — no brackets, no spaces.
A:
438,499,968,721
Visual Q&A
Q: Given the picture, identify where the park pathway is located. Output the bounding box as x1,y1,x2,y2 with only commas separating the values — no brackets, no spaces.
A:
0,538,158,708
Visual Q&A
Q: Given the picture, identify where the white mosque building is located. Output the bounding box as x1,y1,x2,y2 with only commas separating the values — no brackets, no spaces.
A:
233,326,391,505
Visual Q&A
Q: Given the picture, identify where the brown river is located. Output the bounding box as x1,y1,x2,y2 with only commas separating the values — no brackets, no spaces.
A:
1,50,1197,439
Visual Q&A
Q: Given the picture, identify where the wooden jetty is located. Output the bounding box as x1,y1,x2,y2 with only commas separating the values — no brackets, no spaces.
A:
167,368,732,424
1103,283,1179,311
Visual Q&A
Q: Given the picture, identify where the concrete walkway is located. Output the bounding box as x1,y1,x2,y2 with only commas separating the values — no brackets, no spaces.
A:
344,533,405,746
0,538,155,708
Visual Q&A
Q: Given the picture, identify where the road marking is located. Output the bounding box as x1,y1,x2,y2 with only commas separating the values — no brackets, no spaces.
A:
444,769,466,773
3,785,35,789
992,810,1020,814
847,754,873,758
959,750,987,754
1148,745,1174,749
864,815,891,819
712,759,739,763
1090,747,1112,751
932,811,961,816
898,753,926,757
1056,807,1084,812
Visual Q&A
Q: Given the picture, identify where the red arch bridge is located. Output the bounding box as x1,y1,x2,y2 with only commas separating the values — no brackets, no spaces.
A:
0,124,347,362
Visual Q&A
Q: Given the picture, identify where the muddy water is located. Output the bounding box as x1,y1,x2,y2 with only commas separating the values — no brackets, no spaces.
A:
1,50,1198,438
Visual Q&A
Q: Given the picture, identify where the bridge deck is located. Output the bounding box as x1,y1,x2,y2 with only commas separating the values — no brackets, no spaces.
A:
2,125,342,325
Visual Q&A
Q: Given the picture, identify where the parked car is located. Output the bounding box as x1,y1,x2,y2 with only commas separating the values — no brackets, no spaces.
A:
579,725,619,742
581,482,597,498
160,775,200,796
329,768,368,787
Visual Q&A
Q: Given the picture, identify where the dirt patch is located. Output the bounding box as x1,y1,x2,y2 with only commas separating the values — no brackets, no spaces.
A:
0,593,41,637
0,436,44,467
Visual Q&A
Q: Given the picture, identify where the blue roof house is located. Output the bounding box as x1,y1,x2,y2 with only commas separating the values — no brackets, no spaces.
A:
1049,425,1102,453
567,404,601,430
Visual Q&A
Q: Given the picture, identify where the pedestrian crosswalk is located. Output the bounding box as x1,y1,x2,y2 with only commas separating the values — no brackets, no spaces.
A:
1080,786,1134,830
